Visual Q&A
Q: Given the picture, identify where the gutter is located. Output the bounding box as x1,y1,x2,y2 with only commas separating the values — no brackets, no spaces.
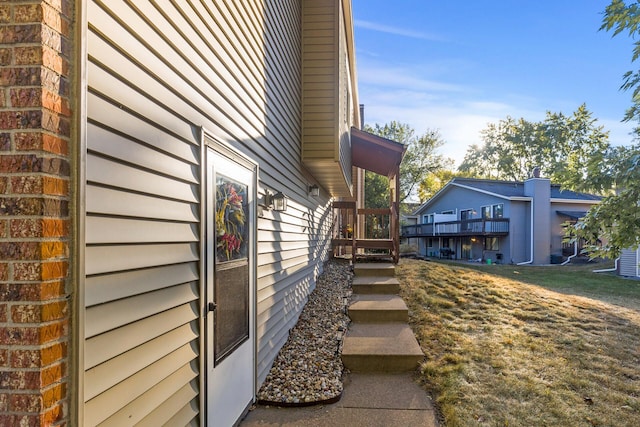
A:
561,240,577,265
516,198,534,265
592,257,620,273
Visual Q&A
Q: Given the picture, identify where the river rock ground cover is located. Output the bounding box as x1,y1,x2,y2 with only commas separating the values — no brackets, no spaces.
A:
256,259,352,405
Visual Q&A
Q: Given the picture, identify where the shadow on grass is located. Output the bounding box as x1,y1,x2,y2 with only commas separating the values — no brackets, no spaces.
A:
429,259,640,312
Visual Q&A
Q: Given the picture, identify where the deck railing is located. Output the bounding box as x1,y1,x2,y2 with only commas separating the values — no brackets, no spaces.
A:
401,218,510,237
332,202,399,262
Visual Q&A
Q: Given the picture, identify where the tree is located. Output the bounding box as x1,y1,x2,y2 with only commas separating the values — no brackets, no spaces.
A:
363,121,453,205
458,116,544,181
601,0,640,126
364,171,389,208
457,105,612,194
572,144,640,258
568,1,640,258
418,169,457,202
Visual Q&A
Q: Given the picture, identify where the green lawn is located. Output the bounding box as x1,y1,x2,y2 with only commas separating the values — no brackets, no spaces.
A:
448,260,640,311
397,259,640,426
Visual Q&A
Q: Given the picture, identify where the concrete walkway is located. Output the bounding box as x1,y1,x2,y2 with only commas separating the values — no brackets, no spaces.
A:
239,372,439,427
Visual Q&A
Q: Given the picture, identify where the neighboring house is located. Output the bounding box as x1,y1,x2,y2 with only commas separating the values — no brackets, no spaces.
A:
0,1,401,426
620,248,640,278
402,175,601,265
400,213,420,249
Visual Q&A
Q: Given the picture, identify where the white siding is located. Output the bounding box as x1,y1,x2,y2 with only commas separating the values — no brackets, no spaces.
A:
84,0,334,425
620,248,639,277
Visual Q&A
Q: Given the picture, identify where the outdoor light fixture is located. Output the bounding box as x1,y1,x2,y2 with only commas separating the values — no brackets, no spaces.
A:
308,184,320,197
263,189,287,212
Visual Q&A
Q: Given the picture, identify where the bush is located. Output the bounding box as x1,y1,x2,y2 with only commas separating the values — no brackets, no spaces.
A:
400,243,418,253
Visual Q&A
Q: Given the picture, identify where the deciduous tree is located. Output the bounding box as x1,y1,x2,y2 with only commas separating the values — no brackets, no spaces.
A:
568,1,640,258
457,105,611,194
363,122,453,205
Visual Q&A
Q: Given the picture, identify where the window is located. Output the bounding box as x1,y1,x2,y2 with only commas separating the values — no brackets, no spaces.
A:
427,238,434,248
460,209,473,230
460,209,473,220
442,210,454,215
423,214,434,224
484,237,499,251
493,204,504,218
481,204,504,219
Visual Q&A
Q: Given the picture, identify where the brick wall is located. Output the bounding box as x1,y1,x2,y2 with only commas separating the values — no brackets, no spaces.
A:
0,1,73,426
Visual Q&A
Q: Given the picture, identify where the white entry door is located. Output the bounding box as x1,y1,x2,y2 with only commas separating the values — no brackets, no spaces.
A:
206,145,256,426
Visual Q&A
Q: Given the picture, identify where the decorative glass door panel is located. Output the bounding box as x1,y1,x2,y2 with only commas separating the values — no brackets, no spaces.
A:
214,175,249,364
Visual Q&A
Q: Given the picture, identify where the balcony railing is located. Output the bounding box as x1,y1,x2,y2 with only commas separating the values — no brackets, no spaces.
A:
402,218,510,238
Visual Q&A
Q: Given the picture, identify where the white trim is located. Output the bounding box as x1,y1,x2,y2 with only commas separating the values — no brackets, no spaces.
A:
414,180,600,216
74,1,88,423
550,198,600,204
201,128,259,426
451,182,513,200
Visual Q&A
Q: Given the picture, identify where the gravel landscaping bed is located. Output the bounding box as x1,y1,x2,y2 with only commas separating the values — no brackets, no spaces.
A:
256,259,353,405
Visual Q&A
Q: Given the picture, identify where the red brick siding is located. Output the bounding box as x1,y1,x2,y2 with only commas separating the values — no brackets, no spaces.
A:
1,1,73,426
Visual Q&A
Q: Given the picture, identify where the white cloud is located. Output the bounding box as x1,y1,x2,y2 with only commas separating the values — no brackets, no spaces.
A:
359,66,465,93
357,59,638,168
354,19,446,42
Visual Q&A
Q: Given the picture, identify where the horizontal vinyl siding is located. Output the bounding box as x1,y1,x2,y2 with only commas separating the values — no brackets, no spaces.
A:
302,0,338,161
84,0,333,424
620,248,639,277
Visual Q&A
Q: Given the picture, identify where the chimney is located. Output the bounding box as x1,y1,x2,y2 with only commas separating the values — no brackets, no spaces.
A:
532,166,541,178
524,172,551,264
359,104,365,129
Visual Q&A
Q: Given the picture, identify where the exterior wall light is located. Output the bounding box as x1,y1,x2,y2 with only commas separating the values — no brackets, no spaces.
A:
308,184,320,197
263,189,287,212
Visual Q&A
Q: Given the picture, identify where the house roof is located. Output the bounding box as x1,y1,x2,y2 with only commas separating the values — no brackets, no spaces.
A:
351,127,406,178
413,177,602,214
556,210,588,220
451,178,602,201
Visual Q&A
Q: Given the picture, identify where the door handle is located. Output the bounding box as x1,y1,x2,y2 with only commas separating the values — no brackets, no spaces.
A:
208,302,217,312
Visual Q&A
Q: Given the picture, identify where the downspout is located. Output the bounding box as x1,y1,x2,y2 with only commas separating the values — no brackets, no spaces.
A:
592,257,620,273
561,240,578,265
516,198,534,265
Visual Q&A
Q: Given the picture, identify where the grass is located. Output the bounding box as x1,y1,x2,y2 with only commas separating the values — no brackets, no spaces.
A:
397,259,640,427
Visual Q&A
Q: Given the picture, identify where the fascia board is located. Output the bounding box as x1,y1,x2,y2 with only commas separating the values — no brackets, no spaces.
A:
450,183,514,201
551,198,601,204
412,181,456,214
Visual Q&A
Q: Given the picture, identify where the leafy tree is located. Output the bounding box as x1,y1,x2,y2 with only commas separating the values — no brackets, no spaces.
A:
457,105,611,194
402,130,454,201
459,116,544,181
363,121,453,205
418,169,457,202
567,1,640,258
572,144,640,258
601,0,640,126
364,171,389,208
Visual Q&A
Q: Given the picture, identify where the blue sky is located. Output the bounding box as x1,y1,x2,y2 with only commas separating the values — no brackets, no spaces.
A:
352,1,638,165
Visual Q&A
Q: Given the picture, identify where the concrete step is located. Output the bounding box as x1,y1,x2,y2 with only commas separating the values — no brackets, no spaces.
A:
353,263,395,277
352,276,400,294
348,295,408,323
342,323,424,372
